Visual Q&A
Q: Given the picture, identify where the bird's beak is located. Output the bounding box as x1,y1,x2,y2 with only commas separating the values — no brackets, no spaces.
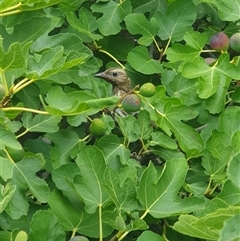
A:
95,72,105,79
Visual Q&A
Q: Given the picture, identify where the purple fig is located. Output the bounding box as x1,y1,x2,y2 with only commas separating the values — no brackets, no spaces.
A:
210,32,229,52
121,94,141,112
229,33,240,52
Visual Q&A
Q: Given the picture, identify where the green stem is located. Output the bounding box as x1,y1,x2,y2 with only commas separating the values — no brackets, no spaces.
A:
4,147,15,164
2,107,49,115
201,49,217,53
204,178,212,195
13,78,36,94
98,49,124,69
0,10,21,17
161,37,172,57
16,129,29,139
13,78,29,92
99,204,103,241
153,37,162,54
0,71,9,96
0,2,22,13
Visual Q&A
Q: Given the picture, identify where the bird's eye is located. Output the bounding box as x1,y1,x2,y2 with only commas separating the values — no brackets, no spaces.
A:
111,72,118,77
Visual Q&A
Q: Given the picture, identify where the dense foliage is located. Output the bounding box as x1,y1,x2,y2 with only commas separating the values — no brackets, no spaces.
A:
0,0,240,241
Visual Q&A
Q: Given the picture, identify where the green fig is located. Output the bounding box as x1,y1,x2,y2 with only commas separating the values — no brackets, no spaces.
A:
139,83,156,97
89,118,106,136
210,32,229,52
121,94,141,112
229,33,240,52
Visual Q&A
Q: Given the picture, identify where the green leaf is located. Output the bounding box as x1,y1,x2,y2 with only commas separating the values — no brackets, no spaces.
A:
205,76,231,114
0,184,16,213
202,0,240,21
44,86,118,116
66,8,102,42
181,54,240,98
21,112,61,133
49,190,113,238
115,115,138,143
0,16,60,48
227,154,240,189
124,13,159,46
154,0,196,41
5,154,49,219
91,0,132,36
219,106,240,138
104,167,138,212
45,86,95,113
46,130,84,167
219,214,240,241
96,134,131,165
126,219,148,231
13,154,50,203
0,157,14,181
153,100,204,158
149,131,177,149
168,74,201,106
133,110,153,140
166,31,208,62
174,206,240,240
231,86,240,103
26,46,88,79
137,231,165,241
74,146,110,213
0,39,25,71
131,0,167,13
127,46,163,74
29,210,66,241
0,127,22,150
137,159,205,218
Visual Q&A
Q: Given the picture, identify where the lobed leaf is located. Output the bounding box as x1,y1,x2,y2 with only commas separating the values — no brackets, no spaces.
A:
125,13,159,46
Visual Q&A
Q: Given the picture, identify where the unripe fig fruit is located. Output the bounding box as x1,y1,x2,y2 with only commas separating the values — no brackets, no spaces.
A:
121,94,141,112
89,118,106,136
0,84,5,100
139,83,156,97
229,33,240,52
210,32,229,52
204,58,216,65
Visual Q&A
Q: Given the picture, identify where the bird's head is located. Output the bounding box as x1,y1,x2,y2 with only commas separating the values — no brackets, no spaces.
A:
95,68,131,96
95,68,130,86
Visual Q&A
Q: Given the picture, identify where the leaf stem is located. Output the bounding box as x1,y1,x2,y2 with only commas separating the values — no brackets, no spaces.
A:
1,107,49,115
13,78,36,94
99,204,103,241
13,78,29,92
0,10,21,17
98,49,125,69
204,178,212,195
0,2,22,13
153,37,162,54
160,37,172,61
4,147,15,164
0,70,9,96
16,129,29,139
201,49,217,53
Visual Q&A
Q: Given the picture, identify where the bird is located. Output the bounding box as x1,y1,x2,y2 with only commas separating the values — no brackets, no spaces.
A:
95,68,131,96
